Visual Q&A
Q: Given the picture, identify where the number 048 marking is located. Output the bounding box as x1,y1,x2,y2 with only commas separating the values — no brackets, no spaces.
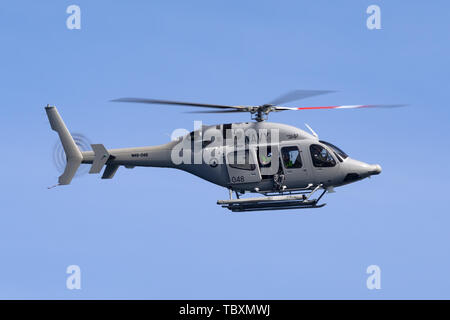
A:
231,176,245,183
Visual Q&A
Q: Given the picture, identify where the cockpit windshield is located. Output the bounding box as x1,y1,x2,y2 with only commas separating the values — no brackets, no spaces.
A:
319,140,348,159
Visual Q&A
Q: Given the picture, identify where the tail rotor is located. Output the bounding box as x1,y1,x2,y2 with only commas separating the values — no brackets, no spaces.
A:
52,133,91,178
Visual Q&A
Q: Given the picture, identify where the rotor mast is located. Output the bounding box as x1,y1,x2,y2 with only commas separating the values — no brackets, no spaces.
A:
251,104,273,122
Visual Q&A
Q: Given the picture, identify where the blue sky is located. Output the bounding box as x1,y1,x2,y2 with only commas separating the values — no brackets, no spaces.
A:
0,0,449,299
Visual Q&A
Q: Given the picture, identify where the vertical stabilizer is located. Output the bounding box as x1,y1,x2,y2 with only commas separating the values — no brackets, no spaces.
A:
45,105,83,185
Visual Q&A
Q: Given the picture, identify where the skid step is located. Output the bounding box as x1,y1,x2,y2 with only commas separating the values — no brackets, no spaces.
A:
217,194,326,212
218,194,306,205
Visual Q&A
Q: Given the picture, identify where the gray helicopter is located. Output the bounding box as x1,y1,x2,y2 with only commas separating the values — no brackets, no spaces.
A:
46,90,400,212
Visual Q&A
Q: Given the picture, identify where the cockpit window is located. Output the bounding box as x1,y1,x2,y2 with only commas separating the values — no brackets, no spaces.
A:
319,140,348,159
310,144,336,167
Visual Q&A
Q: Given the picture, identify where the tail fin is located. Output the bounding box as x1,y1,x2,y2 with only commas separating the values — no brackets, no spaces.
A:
45,105,83,185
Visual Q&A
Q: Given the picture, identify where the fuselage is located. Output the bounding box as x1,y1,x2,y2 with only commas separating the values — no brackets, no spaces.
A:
81,121,381,193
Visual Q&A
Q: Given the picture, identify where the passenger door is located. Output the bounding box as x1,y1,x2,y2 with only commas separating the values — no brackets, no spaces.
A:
256,144,280,177
225,146,262,185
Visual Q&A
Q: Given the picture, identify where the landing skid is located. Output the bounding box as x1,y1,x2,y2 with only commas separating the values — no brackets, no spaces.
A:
217,185,327,212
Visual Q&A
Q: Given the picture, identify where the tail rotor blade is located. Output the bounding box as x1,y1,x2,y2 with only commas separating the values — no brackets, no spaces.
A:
53,133,91,178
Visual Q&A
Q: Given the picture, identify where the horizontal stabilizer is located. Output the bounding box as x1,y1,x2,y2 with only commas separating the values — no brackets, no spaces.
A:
89,144,111,174
102,164,119,179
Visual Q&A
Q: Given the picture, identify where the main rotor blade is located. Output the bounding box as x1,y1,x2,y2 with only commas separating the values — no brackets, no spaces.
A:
275,104,407,111
269,90,335,106
186,109,247,114
111,97,247,110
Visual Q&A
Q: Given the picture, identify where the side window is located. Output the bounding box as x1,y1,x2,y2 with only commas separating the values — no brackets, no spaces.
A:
310,144,336,167
227,150,256,171
281,146,303,169
257,146,273,168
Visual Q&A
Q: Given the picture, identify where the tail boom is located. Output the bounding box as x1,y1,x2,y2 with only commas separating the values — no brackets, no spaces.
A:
46,105,176,185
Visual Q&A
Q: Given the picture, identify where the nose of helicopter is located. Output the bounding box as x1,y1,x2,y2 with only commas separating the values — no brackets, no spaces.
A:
341,159,382,184
368,164,382,176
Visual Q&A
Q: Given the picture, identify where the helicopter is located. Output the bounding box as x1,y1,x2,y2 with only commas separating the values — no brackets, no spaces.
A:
46,90,401,212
